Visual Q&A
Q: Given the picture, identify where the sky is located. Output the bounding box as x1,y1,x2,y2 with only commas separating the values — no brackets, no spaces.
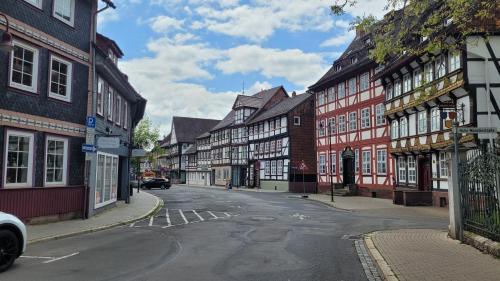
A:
97,0,387,136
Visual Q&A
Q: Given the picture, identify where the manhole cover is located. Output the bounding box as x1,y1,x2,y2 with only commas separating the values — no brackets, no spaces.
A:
250,216,276,221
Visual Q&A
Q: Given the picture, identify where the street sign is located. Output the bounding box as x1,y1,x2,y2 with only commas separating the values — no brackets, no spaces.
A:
455,127,497,134
131,149,146,157
82,144,97,153
97,137,120,148
86,116,96,128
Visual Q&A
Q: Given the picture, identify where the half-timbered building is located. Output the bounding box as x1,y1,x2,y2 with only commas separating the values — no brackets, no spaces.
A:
247,92,316,192
310,29,395,198
185,132,212,186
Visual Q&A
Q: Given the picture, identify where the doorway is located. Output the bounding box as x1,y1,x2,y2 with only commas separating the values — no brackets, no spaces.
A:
418,156,431,191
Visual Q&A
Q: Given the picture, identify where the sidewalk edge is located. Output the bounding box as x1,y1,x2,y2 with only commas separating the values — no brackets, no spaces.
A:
364,233,399,281
27,194,164,245
304,196,353,212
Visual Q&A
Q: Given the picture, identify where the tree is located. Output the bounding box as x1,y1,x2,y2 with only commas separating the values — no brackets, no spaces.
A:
133,117,160,151
331,0,497,63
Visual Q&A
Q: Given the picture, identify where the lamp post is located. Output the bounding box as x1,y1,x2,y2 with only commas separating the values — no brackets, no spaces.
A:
319,121,334,202
0,13,14,53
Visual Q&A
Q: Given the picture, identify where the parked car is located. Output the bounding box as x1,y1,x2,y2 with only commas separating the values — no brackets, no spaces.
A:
141,178,171,189
0,212,27,272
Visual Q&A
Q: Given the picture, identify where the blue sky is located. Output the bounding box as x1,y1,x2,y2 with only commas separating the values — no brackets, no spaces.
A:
97,0,386,135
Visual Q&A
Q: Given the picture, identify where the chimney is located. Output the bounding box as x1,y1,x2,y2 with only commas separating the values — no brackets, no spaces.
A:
356,25,365,38
292,91,297,97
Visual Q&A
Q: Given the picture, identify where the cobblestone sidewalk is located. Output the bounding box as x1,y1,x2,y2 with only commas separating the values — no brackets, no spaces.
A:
369,229,500,281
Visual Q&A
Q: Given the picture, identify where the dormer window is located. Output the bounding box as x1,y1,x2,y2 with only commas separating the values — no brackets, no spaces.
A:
351,57,357,64
108,49,118,65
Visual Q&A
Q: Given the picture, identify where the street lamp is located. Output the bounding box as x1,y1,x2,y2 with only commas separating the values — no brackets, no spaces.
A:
319,121,334,202
0,13,14,53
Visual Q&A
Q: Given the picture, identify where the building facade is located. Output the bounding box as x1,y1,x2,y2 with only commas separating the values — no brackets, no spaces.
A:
0,0,96,222
87,33,146,215
310,30,395,198
247,92,316,192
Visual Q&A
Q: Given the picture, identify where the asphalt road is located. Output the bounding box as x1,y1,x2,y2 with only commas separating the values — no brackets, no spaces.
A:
3,186,447,281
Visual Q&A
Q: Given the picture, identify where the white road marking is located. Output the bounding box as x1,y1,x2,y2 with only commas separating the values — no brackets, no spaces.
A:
129,222,135,227
42,252,80,264
166,208,172,226
21,255,53,259
207,211,218,219
179,209,189,224
149,216,154,226
192,210,204,221
223,212,231,217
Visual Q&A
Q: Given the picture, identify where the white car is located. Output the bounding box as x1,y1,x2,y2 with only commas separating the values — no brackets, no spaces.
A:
0,212,27,272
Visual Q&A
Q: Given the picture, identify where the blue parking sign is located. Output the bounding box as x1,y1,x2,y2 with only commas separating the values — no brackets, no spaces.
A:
86,116,96,128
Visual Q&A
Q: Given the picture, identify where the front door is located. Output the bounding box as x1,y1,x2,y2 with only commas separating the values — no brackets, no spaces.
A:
418,156,431,191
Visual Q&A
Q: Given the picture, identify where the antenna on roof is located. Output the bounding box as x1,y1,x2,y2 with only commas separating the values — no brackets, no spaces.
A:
242,81,245,95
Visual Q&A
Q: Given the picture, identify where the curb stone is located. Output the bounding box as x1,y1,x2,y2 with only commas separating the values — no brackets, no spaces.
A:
27,194,164,245
304,196,353,212
364,232,399,281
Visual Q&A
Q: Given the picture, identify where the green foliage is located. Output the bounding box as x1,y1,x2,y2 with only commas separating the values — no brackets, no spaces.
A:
133,117,160,151
331,0,497,63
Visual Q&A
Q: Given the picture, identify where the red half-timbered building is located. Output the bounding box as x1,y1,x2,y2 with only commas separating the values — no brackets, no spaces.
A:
309,29,395,198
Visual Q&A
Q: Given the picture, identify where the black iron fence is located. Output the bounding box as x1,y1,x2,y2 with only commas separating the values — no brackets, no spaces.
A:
459,144,500,242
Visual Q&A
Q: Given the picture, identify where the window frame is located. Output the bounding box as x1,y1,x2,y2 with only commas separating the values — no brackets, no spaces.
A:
44,136,69,187
361,107,371,129
408,156,416,183
376,149,387,175
362,150,371,175
418,110,427,134
399,157,407,183
413,68,422,88
400,117,408,138
349,111,357,131
403,73,412,93
3,130,35,188
23,0,43,9
338,115,346,133
9,40,39,93
94,152,119,208
123,101,128,129
107,86,114,121
337,82,345,99
330,153,336,175
431,107,440,132
293,116,301,126
97,76,104,116
360,72,369,91
319,154,326,174
448,51,461,72
48,54,73,102
348,77,356,95
439,152,448,178
376,103,385,125
391,120,399,139
115,95,122,126
53,0,76,26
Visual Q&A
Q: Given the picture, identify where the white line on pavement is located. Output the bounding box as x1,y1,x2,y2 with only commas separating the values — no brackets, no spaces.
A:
224,212,231,217
207,211,218,219
192,210,204,221
179,209,189,224
166,208,172,226
43,252,80,264
149,216,154,226
21,255,54,259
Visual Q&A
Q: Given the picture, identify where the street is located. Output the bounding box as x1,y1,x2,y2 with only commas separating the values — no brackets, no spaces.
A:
3,186,447,281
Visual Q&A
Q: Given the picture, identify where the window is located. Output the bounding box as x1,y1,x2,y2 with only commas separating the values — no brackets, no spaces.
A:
48,55,72,102
271,161,277,175
270,140,276,152
418,111,427,134
123,102,128,129
235,109,244,124
354,149,359,173
95,153,118,208
413,68,422,88
386,84,393,100
327,87,335,102
328,117,336,135
449,51,461,72
9,41,39,93
24,0,42,9
294,116,301,126
361,108,370,129
394,80,401,97
338,82,345,99
108,49,118,65
360,72,369,91
264,142,270,153
319,120,326,137
330,153,336,175
53,0,76,26
408,156,416,183
319,154,326,174
424,62,433,83
362,151,371,175
4,131,34,187
265,161,270,175
339,153,343,173
45,137,68,186
338,115,346,133
276,139,282,153
107,87,114,121
115,96,122,125
436,55,446,78
391,120,399,139
399,157,407,183
376,104,385,125
97,77,104,115
317,91,325,106
439,152,448,177
431,108,440,132
349,112,357,131
277,160,283,175
377,149,387,174
270,120,275,131
349,77,356,95
400,117,408,137
403,74,411,93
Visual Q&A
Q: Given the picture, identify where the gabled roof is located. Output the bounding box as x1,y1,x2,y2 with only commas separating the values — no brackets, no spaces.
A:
160,133,171,148
232,95,263,109
196,131,211,139
170,117,220,144
184,145,197,155
211,110,235,131
96,33,124,58
248,93,313,124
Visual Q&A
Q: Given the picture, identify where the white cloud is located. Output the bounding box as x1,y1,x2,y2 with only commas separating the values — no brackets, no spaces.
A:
344,0,388,19
247,81,273,94
148,15,184,33
320,30,356,48
216,45,328,88
97,7,120,29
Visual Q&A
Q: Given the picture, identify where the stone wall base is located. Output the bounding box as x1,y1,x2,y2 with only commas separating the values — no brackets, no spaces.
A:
462,231,500,258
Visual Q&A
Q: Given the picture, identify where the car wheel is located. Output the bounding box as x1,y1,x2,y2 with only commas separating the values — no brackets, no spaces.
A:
0,229,20,273
160,184,166,189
